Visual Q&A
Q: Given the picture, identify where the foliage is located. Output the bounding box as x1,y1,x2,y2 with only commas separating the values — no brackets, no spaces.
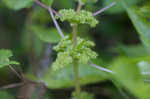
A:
31,25,61,43
102,0,125,14
43,63,108,89
115,44,150,57
138,60,150,80
0,0,150,99
127,6,150,49
0,49,19,68
42,0,53,6
2,0,34,10
111,57,150,99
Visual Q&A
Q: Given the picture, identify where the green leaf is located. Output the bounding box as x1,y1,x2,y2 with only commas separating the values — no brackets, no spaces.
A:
116,44,150,57
111,57,150,99
0,50,12,59
137,60,150,80
126,6,150,49
9,61,20,65
42,0,53,6
0,59,19,68
31,25,61,43
0,58,10,68
31,7,51,24
0,49,19,68
102,0,143,14
103,0,125,14
118,0,150,49
0,49,12,68
43,64,108,89
118,0,142,8
2,0,34,10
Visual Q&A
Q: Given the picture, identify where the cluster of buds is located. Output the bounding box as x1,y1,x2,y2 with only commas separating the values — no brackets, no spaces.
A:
52,36,98,70
56,9,99,27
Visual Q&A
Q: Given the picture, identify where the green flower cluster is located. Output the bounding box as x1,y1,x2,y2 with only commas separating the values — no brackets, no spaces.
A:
56,9,99,27
52,36,98,70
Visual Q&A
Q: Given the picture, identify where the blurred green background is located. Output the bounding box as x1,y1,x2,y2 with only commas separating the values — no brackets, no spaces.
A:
0,0,150,99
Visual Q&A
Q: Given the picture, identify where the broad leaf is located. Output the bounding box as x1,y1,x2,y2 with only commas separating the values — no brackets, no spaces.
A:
102,0,142,14
43,64,108,89
118,0,142,8
103,0,124,14
0,59,19,68
0,49,19,68
111,57,150,99
118,0,150,49
116,44,150,57
31,7,51,24
42,0,53,6
2,0,34,10
0,50,12,59
31,25,61,43
127,6,150,49
137,60,150,80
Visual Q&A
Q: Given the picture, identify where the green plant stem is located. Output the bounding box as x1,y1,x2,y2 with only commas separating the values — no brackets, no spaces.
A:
73,59,80,99
73,24,77,48
72,3,83,99
76,3,82,13
93,2,116,16
73,24,80,99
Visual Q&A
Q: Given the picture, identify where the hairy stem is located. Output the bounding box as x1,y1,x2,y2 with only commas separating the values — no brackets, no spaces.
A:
93,2,116,16
76,3,82,13
8,65,22,79
89,63,114,74
48,7,64,38
35,0,61,16
0,83,24,90
35,0,48,9
73,24,77,48
35,0,64,38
